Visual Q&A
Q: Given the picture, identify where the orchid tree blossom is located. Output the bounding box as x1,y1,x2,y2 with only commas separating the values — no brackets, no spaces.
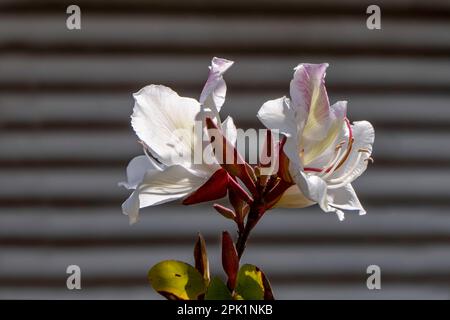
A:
122,59,376,300
120,57,236,224
257,63,375,220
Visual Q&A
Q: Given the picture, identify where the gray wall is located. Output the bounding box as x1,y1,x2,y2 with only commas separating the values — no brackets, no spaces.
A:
0,0,450,299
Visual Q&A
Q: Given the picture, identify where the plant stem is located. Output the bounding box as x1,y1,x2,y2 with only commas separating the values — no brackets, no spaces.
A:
235,205,264,260
236,224,251,259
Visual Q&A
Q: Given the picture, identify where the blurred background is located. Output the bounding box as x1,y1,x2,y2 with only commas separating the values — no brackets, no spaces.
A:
0,0,450,299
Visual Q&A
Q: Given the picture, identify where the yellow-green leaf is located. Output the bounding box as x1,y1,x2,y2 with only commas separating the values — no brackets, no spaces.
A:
148,260,206,300
235,264,267,300
205,277,233,300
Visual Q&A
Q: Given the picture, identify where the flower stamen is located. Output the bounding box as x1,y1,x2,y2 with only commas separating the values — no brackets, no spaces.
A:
327,148,373,188
321,143,350,180
317,142,345,175
304,118,354,175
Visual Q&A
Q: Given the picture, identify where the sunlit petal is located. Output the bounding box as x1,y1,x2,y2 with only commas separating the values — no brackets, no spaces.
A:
121,165,206,224
258,97,304,166
330,120,375,184
302,100,347,166
199,57,234,119
131,85,201,166
290,63,331,141
274,185,314,208
118,155,161,190
327,183,366,216
257,97,297,137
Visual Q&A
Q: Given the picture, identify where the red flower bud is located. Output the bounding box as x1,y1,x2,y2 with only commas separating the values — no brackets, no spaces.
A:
213,204,236,220
222,231,239,290
205,118,257,195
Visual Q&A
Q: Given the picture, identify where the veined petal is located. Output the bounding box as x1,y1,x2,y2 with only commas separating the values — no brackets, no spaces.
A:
274,185,314,208
290,63,331,142
327,183,366,216
131,85,201,167
122,165,206,224
303,101,347,166
118,155,160,190
199,57,234,120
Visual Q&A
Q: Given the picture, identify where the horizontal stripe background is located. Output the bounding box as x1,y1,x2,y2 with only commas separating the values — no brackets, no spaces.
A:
0,0,449,299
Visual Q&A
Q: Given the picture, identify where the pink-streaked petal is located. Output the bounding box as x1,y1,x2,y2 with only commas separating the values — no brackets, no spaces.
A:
330,120,375,184
199,57,234,114
330,100,348,119
290,63,331,141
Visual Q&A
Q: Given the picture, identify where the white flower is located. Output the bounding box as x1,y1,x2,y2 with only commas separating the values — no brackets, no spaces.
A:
120,57,235,224
257,63,374,220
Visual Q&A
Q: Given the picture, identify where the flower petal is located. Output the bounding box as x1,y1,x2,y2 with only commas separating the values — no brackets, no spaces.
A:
122,165,206,224
290,63,331,141
257,97,298,138
274,185,314,208
327,183,366,216
288,163,347,219
131,85,201,166
122,191,140,225
199,57,234,116
118,155,161,190
302,100,347,166
331,120,375,184
289,163,328,210
257,97,305,166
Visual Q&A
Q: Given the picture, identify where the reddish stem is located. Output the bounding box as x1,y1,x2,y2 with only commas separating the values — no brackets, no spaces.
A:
235,203,264,260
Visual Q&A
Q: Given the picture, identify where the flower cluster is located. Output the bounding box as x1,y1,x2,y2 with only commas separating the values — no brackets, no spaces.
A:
120,57,374,300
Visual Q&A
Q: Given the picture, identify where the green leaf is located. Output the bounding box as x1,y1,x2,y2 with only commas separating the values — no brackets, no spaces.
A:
148,260,206,300
235,264,273,300
205,277,233,300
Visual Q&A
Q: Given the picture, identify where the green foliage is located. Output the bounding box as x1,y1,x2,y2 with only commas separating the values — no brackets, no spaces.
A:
148,260,206,300
148,261,274,300
204,277,233,300
235,264,273,300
